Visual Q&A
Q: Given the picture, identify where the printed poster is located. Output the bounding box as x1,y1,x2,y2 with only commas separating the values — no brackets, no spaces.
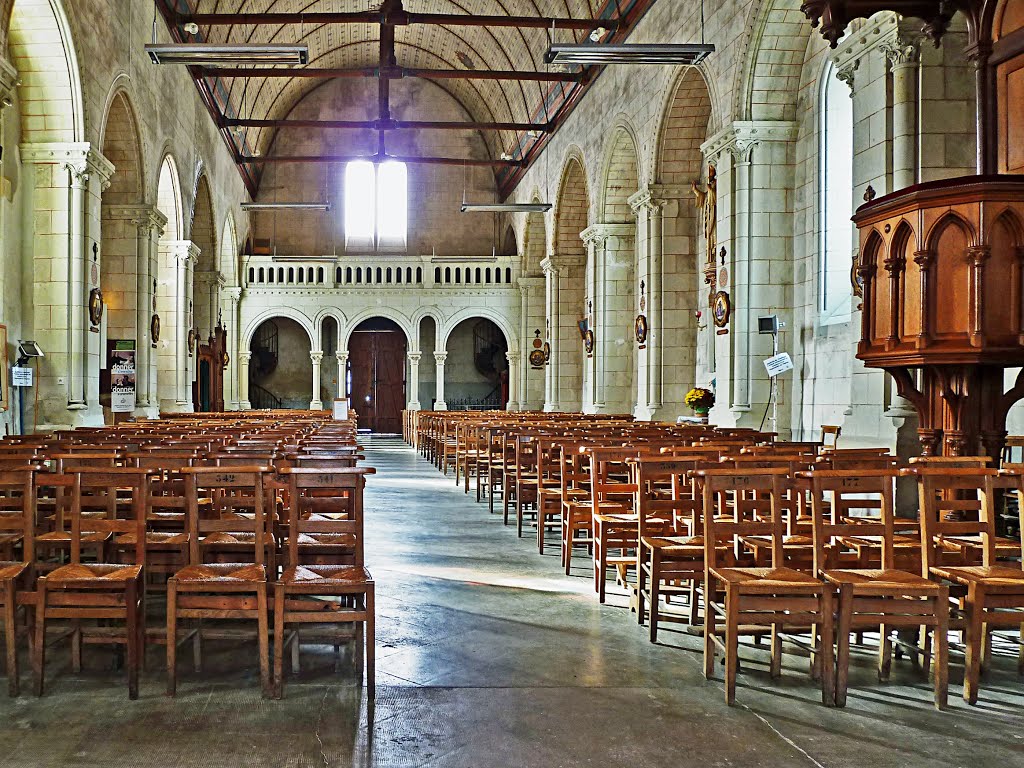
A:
109,340,137,413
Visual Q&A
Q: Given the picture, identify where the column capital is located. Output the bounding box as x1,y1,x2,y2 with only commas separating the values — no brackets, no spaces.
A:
581,222,633,246
112,204,168,236
541,254,585,273
221,286,242,303
310,351,324,364
433,352,448,364
506,351,521,363
20,142,115,187
628,188,670,216
336,350,350,362
407,351,421,363
700,120,798,163
161,239,201,266
238,351,252,364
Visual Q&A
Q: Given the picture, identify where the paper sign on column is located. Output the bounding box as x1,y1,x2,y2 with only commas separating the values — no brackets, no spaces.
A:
763,352,794,377
11,367,32,387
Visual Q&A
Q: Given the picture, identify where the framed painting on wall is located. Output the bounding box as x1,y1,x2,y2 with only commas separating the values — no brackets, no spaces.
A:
0,324,8,413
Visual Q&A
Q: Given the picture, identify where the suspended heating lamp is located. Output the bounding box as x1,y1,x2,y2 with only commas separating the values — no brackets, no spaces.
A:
461,202,551,213
544,43,714,66
145,43,309,66
241,202,331,211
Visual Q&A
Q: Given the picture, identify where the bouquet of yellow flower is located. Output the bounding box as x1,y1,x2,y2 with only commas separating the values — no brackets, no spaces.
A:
684,387,715,413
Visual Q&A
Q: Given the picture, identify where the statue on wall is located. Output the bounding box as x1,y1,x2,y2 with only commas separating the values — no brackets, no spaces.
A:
691,164,717,266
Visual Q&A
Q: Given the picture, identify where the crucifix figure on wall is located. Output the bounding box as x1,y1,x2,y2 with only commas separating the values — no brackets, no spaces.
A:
690,164,717,267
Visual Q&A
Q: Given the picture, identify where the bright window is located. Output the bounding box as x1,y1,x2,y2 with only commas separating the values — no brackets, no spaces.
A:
345,160,407,248
820,63,854,323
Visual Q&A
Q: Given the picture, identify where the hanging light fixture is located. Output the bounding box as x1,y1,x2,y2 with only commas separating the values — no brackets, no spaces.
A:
241,202,331,211
145,43,309,66
544,43,714,66
461,202,551,213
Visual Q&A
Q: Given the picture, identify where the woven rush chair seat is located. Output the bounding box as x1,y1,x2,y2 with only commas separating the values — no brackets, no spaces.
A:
46,563,142,582
0,561,28,581
927,564,1024,583
173,562,266,582
115,531,189,546
280,564,371,584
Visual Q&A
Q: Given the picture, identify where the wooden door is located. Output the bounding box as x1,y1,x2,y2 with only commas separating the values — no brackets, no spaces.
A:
348,330,406,432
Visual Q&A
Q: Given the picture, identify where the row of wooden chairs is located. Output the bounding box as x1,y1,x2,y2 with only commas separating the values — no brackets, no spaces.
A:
0,414,375,705
412,411,1024,708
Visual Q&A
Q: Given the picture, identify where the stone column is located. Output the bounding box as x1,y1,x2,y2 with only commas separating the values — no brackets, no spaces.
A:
174,245,197,412
406,352,421,410
20,144,114,429
433,352,448,411
701,121,798,428
517,276,545,410
630,190,669,421
883,36,921,189
309,351,324,410
506,351,520,411
541,257,559,411
220,286,242,410
238,351,252,410
336,351,350,401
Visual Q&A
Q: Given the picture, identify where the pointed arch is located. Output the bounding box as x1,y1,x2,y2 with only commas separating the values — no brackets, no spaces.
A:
554,152,589,260
925,211,978,253
219,214,239,287
9,0,85,142
655,67,713,185
600,122,640,223
156,154,183,241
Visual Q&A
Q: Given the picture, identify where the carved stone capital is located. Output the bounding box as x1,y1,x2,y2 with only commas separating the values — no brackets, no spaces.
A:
627,189,668,216
581,222,633,247
881,37,921,69
220,286,242,303
406,352,421,364
506,351,521,363
433,352,448,365
834,60,859,93
883,255,906,274
238,351,253,364
309,352,324,364
700,121,797,164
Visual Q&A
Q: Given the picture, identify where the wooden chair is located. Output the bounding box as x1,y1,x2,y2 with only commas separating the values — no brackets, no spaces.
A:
33,467,153,698
0,466,40,695
698,467,835,705
167,466,272,697
589,446,643,604
907,467,1024,704
272,467,375,701
634,456,712,641
560,443,592,575
805,469,949,708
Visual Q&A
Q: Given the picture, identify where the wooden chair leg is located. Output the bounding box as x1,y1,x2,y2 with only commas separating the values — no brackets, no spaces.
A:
769,623,782,679
724,587,739,705
703,584,717,680
71,619,82,674
4,583,18,697
934,591,949,710
166,580,177,697
820,588,836,707
649,562,661,643
963,583,984,705
878,622,892,682
636,557,647,627
126,579,140,700
273,585,285,699
33,581,46,697
834,584,853,708
257,583,270,697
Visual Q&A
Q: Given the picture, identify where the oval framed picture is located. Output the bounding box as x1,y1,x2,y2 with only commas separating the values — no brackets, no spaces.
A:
223,351,231,369
88,288,104,327
712,290,732,328
187,328,197,355
584,329,595,355
542,341,551,362
528,349,546,369
150,314,161,345
635,314,648,345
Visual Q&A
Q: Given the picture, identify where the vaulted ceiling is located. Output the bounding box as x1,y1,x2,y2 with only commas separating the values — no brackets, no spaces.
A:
157,1,657,197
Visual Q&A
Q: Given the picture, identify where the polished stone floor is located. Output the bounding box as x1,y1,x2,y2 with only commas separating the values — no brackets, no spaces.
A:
1,436,1022,767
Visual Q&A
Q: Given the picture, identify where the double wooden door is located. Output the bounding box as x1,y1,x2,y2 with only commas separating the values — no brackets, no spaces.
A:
348,330,406,433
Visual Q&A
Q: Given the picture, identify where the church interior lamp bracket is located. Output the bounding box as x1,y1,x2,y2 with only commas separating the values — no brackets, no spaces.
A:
544,43,715,66
145,43,309,66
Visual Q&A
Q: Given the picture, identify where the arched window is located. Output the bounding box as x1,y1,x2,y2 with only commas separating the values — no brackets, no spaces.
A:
248,267,255,283
288,267,295,283
257,267,264,283
505,268,512,284
344,160,408,249
435,267,441,283
416,267,422,284
356,267,362,284
820,62,854,323
343,267,350,283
